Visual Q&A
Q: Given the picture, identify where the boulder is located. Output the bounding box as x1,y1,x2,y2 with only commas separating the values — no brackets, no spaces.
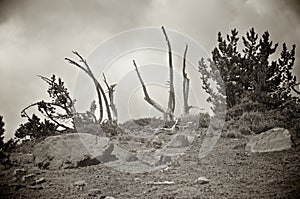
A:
155,154,172,166
125,152,138,162
168,134,190,148
33,133,114,170
246,128,292,153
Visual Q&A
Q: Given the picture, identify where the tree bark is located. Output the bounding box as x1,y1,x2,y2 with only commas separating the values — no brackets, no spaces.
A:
65,51,112,123
162,26,175,121
182,44,190,114
103,73,118,123
133,60,166,115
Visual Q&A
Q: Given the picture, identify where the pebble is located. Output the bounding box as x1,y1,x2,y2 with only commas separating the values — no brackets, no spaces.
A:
22,174,35,182
35,178,46,184
88,188,101,196
74,180,87,190
194,176,209,184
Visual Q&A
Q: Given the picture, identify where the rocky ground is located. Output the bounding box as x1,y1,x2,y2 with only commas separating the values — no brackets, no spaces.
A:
0,117,299,198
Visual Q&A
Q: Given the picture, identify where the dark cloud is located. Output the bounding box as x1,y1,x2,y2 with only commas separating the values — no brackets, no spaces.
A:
0,0,299,140
0,0,154,139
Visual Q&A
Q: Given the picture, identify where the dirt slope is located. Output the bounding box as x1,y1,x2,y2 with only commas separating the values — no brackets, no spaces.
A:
1,130,299,198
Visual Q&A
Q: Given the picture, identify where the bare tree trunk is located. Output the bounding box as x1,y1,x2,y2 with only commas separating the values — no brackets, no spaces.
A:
103,73,118,123
65,51,112,123
133,60,166,116
162,26,175,121
182,44,190,115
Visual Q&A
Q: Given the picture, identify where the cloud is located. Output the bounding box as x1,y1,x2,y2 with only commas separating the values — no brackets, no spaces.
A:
0,0,154,139
0,0,299,140
144,0,300,83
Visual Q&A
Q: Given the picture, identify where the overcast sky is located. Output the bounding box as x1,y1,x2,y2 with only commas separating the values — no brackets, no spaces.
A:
0,0,299,140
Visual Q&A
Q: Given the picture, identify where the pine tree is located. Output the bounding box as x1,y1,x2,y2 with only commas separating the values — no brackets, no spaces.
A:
211,29,242,107
0,115,5,149
200,28,298,111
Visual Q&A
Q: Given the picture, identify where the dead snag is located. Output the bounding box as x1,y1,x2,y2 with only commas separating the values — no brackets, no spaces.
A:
182,44,190,115
133,60,166,116
103,73,118,123
65,51,112,123
162,26,175,121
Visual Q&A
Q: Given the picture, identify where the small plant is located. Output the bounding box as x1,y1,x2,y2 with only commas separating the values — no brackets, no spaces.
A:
240,111,285,134
222,129,243,139
133,118,152,126
198,113,210,128
239,125,252,135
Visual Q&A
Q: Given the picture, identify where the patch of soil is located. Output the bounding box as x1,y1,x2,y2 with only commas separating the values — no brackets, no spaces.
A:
1,118,299,198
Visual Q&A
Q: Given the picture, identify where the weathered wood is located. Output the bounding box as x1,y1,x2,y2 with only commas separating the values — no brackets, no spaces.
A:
133,60,166,115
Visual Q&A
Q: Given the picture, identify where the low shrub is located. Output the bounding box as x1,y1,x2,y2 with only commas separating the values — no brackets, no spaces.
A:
239,125,252,135
133,118,152,126
226,98,267,121
198,113,210,128
239,111,285,134
222,130,243,139
75,123,104,136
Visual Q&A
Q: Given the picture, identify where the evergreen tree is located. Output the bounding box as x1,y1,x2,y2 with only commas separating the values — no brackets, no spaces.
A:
200,28,297,110
0,115,5,149
0,115,12,166
15,114,57,140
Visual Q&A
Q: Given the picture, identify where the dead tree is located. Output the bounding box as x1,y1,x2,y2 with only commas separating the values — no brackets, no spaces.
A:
182,44,190,114
162,26,176,121
103,73,118,123
181,45,200,114
133,27,192,125
65,51,112,123
133,60,166,116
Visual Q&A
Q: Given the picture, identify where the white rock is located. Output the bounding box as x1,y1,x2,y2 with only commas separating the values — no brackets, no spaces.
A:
125,152,138,162
194,176,209,184
35,178,46,184
22,174,35,182
74,180,87,190
14,168,26,176
147,181,175,185
168,134,190,148
33,133,114,170
246,128,292,153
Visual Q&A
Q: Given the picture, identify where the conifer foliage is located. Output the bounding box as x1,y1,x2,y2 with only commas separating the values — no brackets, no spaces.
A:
199,28,298,111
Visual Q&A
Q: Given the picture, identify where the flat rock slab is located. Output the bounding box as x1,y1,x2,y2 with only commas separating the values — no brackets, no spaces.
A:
246,128,292,153
33,133,113,170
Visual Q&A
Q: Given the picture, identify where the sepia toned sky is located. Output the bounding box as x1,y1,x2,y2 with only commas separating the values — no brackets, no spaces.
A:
0,0,299,140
